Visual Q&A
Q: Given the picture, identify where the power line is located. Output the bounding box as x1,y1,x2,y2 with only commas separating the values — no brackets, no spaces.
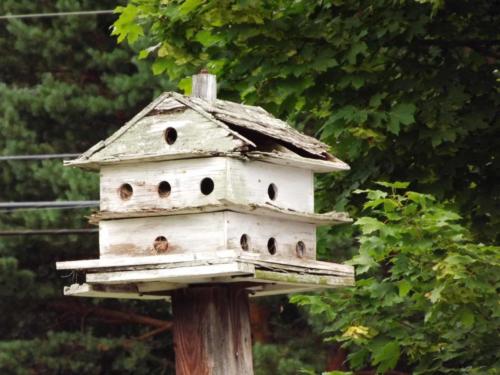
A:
0,206,96,214
0,229,98,236
0,154,80,161
0,201,99,210
0,10,114,20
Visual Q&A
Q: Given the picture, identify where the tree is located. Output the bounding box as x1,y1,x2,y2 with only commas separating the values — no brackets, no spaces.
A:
0,1,175,373
113,0,500,246
292,183,500,373
112,1,500,373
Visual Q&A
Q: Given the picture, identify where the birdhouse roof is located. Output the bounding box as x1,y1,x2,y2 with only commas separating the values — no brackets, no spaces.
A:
66,92,349,173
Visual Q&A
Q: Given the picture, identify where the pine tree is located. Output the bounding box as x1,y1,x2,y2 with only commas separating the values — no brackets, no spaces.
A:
0,1,175,373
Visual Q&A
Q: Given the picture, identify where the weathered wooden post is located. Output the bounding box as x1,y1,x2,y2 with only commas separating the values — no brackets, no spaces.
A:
56,72,354,374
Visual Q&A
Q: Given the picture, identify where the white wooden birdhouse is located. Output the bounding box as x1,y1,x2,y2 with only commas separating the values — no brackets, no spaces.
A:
57,73,354,299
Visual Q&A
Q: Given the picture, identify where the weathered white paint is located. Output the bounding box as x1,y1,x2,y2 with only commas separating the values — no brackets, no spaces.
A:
82,260,353,289
238,252,353,275
247,151,350,172
63,282,337,299
86,262,255,284
98,211,316,259
65,91,350,174
83,109,246,164
63,283,169,300
225,158,314,212
67,150,349,173
100,157,228,212
56,250,238,270
99,212,227,257
91,202,351,226
100,157,314,213
225,212,316,259
56,250,353,278
191,73,217,101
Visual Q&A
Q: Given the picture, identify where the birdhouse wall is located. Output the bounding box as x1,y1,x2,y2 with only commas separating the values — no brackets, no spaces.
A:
99,157,314,214
98,211,316,260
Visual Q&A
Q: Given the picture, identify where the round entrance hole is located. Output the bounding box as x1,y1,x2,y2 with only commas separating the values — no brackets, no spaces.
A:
267,237,277,255
164,127,178,145
119,183,133,200
158,181,171,198
200,177,214,195
240,234,250,251
153,236,169,253
267,183,277,200
296,241,306,258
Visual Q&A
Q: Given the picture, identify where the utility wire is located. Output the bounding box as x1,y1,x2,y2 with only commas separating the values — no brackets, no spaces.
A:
0,206,96,214
0,201,99,210
0,229,98,236
0,10,114,20
0,154,80,161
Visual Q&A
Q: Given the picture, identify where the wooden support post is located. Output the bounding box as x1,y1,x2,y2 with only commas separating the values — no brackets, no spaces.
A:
172,286,254,375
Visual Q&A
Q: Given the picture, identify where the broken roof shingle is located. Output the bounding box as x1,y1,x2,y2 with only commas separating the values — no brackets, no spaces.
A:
66,92,349,172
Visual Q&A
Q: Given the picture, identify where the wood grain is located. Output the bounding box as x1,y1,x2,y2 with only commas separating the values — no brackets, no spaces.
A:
191,73,217,101
172,286,253,375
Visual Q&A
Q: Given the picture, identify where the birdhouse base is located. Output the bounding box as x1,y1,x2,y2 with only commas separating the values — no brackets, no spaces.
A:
57,251,354,300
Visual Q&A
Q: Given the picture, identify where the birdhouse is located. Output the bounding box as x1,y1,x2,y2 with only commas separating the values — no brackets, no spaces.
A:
57,73,354,299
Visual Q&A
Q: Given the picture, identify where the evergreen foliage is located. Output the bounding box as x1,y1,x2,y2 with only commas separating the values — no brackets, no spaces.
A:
0,1,174,372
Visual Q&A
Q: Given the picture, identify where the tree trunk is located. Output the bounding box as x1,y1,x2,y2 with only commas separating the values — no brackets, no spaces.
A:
171,286,254,375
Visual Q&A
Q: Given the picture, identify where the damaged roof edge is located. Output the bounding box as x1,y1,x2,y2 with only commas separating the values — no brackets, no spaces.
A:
67,91,349,172
64,150,350,173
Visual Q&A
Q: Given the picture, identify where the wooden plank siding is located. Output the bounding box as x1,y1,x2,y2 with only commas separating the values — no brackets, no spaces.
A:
98,211,317,260
99,157,314,214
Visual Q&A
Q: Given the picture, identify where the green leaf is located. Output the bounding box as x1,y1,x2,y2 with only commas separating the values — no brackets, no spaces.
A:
375,181,410,189
152,59,169,75
194,30,224,47
111,5,143,44
398,280,412,297
179,0,203,15
371,341,400,373
350,252,379,274
178,77,193,95
388,103,416,134
458,308,475,329
428,284,445,303
347,348,369,370
346,41,368,64
138,49,150,59
355,217,385,234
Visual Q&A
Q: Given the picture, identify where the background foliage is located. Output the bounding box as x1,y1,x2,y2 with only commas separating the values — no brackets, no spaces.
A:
0,1,175,373
114,0,500,246
112,4,500,370
292,183,499,374
1,0,498,374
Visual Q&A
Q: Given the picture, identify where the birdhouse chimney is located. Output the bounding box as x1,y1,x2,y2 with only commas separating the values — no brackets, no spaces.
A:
191,69,217,102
